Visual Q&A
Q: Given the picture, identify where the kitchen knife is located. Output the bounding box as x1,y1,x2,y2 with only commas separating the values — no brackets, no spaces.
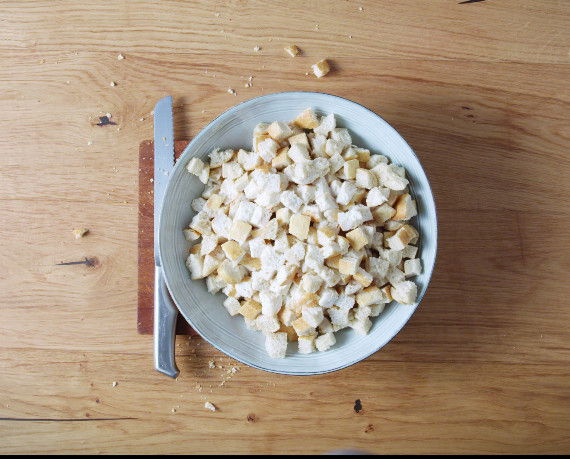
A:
153,96,179,378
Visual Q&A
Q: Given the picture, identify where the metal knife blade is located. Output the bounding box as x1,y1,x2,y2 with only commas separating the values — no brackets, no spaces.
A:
153,95,179,378
154,95,174,264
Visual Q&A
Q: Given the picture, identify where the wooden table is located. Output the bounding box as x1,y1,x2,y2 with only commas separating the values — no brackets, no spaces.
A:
1,0,569,454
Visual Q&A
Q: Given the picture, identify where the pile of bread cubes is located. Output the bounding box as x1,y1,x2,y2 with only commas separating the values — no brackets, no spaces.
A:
184,108,422,359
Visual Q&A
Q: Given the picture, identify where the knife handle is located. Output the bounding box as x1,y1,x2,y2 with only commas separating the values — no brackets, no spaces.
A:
153,266,179,378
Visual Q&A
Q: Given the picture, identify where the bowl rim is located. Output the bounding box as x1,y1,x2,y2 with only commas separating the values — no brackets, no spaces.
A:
159,91,438,375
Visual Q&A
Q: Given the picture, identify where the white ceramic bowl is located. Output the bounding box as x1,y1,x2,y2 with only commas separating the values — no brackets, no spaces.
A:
159,92,437,375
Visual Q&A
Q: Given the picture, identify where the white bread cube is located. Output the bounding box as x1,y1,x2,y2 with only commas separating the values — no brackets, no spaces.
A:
229,220,252,245
367,154,389,168
248,237,267,258
337,205,373,232
368,257,390,279
258,137,280,163
254,171,283,192
294,108,320,129
287,143,311,163
355,168,378,189
219,178,239,203
343,159,359,180
223,296,241,316
342,147,358,161
260,218,279,240
221,240,245,263
272,147,292,170
190,211,213,235
386,224,419,251
336,181,357,206
191,197,206,213
285,241,306,266
276,207,291,227
381,248,403,267
186,157,205,176
353,267,374,287
372,203,396,225
198,164,210,184
304,244,324,271
243,178,262,200
353,147,370,163
320,241,341,259
309,133,328,156
384,220,405,231
318,317,334,334
315,332,336,352
344,279,363,296
293,158,330,185
387,266,405,285
183,228,201,241
289,213,311,241
337,235,350,254
372,163,409,191
296,185,316,204
350,317,372,336
298,333,317,354
314,191,338,213
402,245,418,259
238,299,263,321
315,265,341,288
330,128,352,150
366,187,390,207
279,307,299,327
250,205,272,228
370,303,385,317
393,193,418,221
317,226,337,246
280,190,304,212
200,234,219,256
260,246,285,275
312,59,330,78
221,162,244,180
238,149,262,171
356,286,384,307
301,273,324,293
328,154,345,174
217,259,246,284
404,258,422,277
335,294,356,310
314,113,336,136
256,314,281,334
391,280,417,305
267,121,293,142
327,307,349,330
235,200,256,223
302,306,324,328
325,138,344,157
260,291,283,316
292,317,315,337
288,133,310,148
186,253,204,280
253,123,270,135
345,227,370,251
209,148,235,168
205,193,223,213
206,275,226,293
265,332,288,358
235,278,255,299
338,257,358,275
274,230,290,253
319,288,339,308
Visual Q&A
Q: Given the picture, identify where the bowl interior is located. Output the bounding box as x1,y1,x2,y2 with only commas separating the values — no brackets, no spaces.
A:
159,92,437,375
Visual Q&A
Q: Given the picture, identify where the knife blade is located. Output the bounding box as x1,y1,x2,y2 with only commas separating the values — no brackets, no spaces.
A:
153,96,179,378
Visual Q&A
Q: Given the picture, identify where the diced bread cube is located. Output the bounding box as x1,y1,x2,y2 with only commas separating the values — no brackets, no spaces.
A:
404,258,422,277
312,59,330,78
221,240,246,264
372,163,409,191
258,138,280,163
310,133,327,156
222,161,244,180
209,148,235,168
292,317,315,336
325,138,344,157
241,254,262,271
276,207,291,227
287,143,311,163
372,203,396,225
317,227,337,246
393,193,418,221
235,277,255,299
183,228,201,241
335,294,356,310
186,157,205,176
366,187,390,207
239,299,263,321
384,220,405,231
267,121,293,142
338,257,358,275
223,296,241,316
353,267,373,287
343,159,359,180
315,332,336,351
354,148,370,163
344,279,363,295
238,149,262,171
288,133,310,148
328,154,345,174
198,164,210,184
285,241,306,266
200,234,219,256
191,197,206,213
342,147,358,161
272,147,292,170
256,314,281,334
260,218,279,240
186,253,204,280
345,227,370,251
330,128,352,150
301,273,324,293
319,288,339,308
302,306,324,328
253,133,271,152
289,214,311,241
298,333,317,354
229,220,252,245
314,113,336,136
356,286,384,307
201,252,222,277
294,108,320,129
278,307,299,327
350,317,372,336
254,123,270,135
250,205,272,228
265,332,288,358
391,280,417,305
337,205,373,232
355,168,378,189
205,194,223,213
402,245,418,259
336,181,357,206
218,259,246,284
367,154,389,168
260,291,283,316
284,44,300,57
381,248,403,267
190,211,213,235
368,257,390,279
386,224,419,251
280,190,304,212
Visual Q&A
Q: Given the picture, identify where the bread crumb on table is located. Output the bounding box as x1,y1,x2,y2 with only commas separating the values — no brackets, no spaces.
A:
73,228,89,239
312,59,330,78
205,401,216,411
284,45,299,57
117,54,125,60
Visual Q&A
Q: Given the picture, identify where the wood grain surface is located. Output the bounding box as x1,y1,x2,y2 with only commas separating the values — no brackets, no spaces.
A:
1,0,569,454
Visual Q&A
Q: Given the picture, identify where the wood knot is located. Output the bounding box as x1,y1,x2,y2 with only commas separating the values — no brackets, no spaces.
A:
354,399,363,413
247,413,257,422
365,424,374,433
